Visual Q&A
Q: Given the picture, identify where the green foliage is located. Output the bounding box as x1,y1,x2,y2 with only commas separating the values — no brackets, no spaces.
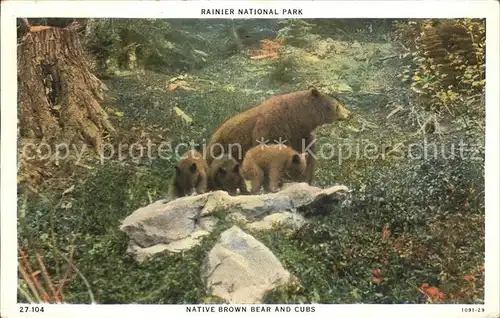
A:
17,159,218,304
258,154,484,304
269,55,300,84
277,19,315,46
86,19,208,74
307,19,396,43
394,19,485,119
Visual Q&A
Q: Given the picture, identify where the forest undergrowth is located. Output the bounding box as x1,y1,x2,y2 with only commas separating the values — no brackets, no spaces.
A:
17,19,485,304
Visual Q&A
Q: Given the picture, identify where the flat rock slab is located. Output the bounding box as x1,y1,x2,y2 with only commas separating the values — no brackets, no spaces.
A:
126,228,212,263
245,211,307,232
120,195,211,244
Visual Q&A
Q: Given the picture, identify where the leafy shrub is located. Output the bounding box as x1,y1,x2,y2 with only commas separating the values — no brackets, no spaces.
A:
394,19,485,119
85,19,208,73
276,19,315,46
269,54,300,84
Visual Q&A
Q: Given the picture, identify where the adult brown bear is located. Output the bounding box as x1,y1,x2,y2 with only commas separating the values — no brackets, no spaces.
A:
205,88,351,183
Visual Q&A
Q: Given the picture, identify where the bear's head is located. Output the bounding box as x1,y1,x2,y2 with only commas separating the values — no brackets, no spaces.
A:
212,156,244,195
310,88,351,122
285,151,308,181
174,161,200,190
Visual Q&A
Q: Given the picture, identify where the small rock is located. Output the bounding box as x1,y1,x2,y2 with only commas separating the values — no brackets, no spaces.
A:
337,83,353,93
201,226,292,304
351,41,362,48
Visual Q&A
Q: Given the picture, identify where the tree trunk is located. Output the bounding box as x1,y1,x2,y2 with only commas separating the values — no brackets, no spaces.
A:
17,19,114,151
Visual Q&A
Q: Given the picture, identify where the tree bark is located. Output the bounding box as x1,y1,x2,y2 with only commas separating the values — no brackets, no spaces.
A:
17,19,114,151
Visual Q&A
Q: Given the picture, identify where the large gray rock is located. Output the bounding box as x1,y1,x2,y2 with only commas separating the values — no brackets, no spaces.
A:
119,183,348,262
201,226,292,304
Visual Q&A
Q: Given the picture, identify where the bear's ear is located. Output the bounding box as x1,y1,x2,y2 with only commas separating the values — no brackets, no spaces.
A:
310,88,320,97
232,164,240,173
217,167,227,177
193,144,203,153
292,154,301,164
189,162,197,173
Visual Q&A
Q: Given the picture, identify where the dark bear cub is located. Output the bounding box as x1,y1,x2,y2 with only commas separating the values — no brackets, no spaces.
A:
172,150,208,198
207,155,249,196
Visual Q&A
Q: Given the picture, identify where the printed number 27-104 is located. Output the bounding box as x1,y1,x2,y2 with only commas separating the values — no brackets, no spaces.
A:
19,306,45,313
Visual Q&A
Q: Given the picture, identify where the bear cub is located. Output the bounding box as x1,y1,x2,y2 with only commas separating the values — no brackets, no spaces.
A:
207,155,249,196
172,150,208,198
241,144,308,194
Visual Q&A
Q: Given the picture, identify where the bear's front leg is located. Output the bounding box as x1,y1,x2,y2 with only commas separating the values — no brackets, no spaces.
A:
267,166,284,193
195,175,208,195
239,177,250,195
248,166,264,194
303,133,317,184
